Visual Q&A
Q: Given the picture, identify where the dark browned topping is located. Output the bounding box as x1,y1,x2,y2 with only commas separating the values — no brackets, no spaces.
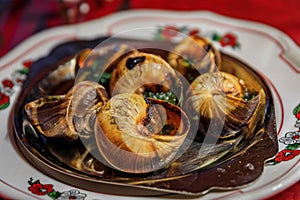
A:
126,56,146,69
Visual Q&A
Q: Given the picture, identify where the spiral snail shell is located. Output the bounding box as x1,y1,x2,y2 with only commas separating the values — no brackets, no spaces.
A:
25,81,109,141
168,35,222,82
25,93,75,140
109,51,183,105
184,71,263,139
94,93,190,174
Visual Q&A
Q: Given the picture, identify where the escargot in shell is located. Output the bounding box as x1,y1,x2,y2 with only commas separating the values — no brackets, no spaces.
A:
25,81,109,141
109,51,183,105
94,93,190,174
168,35,222,82
184,71,264,139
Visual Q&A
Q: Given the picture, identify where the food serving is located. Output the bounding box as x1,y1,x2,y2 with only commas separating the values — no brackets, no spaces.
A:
13,35,277,195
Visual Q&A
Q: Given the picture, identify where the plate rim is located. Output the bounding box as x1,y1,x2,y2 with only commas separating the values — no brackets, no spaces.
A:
1,9,299,200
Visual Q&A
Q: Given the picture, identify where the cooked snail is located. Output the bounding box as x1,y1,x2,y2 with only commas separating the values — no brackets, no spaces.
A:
94,93,190,173
25,81,108,141
168,35,221,82
75,45,133,84
109,51,183,105
184,71,263,139
66,81,109,139
24,37,268,176
25,93,74,140
37,48,92,94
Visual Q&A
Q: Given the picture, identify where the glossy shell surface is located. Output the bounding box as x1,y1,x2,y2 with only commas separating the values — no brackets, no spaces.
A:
110,51,183,104
168,35,222,82
95,93,190,173
185,71,264,139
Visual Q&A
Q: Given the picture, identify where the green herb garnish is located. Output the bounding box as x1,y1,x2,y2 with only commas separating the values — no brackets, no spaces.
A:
144,91,178,105
99,72,112,86
161,124,175,135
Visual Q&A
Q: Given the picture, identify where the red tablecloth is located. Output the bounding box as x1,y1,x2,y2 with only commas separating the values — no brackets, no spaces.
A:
0,0,299,199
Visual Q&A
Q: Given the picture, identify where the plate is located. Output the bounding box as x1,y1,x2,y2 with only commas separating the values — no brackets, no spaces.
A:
11,36,278,196
1,10,300,200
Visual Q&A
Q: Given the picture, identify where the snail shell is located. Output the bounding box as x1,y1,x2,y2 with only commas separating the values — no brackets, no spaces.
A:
66,81,109,139
109,51,183,104
94,93,190,174
25,94,75,140
185,72,262,139
25,81,108,141
168,35,222,82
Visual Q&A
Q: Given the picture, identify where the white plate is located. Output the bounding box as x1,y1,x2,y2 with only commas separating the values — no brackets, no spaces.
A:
1,10,299,200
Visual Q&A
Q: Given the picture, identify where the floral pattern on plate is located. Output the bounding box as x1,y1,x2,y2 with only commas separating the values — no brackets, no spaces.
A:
0,60,31,110
154,25,240,48
266,104,300,164
28,178,87,200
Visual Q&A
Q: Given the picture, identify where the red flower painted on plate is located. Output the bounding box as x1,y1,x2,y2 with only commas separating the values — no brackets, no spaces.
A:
28,183,54,195
22,60,33,68
220,33,237,47
161,26,179,39
274,149,300,162
296,112,300,120
188,29,200,36
0,92,9,110
293,134,300,140
2,79,14,88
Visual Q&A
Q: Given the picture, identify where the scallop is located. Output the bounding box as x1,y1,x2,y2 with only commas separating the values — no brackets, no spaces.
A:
184,72,262,139
109,51,183,105
25,81,108,141
168,35,222,82
94,93,190,174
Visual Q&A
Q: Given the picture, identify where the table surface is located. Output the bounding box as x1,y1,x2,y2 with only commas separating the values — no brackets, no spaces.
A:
0,0,299,199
